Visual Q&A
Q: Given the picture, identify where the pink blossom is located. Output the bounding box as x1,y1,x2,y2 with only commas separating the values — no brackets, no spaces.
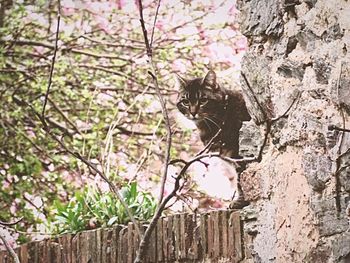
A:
155,20,164,31
94,15,113,34
172,59,188,73
62,7,75,16
33,46,45,55
10,203,17,214
197,25,206,40
235,37,247,51
0,228,18,251
116,0,126,10
2,180,10,189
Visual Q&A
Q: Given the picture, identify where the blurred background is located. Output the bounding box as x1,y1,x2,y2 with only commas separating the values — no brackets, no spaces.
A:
0,0,246,247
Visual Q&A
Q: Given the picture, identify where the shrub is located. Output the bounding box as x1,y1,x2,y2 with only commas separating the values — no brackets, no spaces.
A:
47,182,157,234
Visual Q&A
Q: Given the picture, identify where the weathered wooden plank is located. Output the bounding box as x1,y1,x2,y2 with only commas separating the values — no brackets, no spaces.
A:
78,232,87,263
199,213,207,258
127,222,133,263
19,243,28,263
27,241,38,263
207,212,214,259
156,218,163,262
0,250,5,263
0,210,243,263
95,230,102,263
167,216,175,261
232,212,243,261
49,239,61,263
71,234,79,263
58,234,72,263
112,225,122,263
146,223,157,263
89,230,98,263
0,251,9,263
117,227,127,263
179,213,186,259
162,217,168,262
173,214,181,260
228,211,242,261
185,213,197,260
220,211,229,258
37,239,48,263
133,223,140,263
212,211,221,259
101,228,112,263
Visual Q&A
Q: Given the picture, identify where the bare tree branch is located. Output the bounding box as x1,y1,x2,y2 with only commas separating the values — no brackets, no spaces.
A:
0,229,20,263
150,0,161,48
137,0,172,206
0,218,23,227
41,0,61,119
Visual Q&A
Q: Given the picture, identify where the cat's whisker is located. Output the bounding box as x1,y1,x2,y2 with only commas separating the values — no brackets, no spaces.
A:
201,118,212,131
204,116,221,130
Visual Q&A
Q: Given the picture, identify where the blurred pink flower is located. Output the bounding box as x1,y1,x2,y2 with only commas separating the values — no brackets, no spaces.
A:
33,46,45,55
235,37,247,51
155,20,164,31
116,0,126,10
2,180,10,189
94,15,113,34
205,43,238,64
62,7,75,16
0,228,18,251
172,59,187,73
61,0,76,16
10,203,17,214
211,199,224,208
197,25,206,40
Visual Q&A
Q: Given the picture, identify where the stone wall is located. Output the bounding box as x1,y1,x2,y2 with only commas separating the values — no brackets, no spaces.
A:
237,0,350,262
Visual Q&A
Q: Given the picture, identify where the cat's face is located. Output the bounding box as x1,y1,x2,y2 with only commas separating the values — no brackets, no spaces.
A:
176,70,223,122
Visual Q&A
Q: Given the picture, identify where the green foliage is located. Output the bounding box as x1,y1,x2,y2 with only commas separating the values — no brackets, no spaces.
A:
48,182,157,234
0,0,244,244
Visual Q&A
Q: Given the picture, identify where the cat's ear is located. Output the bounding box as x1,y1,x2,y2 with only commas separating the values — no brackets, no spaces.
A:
203,70,218,90
174,73,188,90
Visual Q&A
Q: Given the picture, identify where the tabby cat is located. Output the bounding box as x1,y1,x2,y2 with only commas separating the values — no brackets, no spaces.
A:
176,70,251,158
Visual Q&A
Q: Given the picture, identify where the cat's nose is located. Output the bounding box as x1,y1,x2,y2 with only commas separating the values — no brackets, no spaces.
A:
190,112,198,119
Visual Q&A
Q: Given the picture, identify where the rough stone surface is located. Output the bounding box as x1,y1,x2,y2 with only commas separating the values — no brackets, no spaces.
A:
237,0,350,262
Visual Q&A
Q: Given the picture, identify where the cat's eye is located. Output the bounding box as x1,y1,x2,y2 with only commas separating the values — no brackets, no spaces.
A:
199,98,208,105
181,99,190,106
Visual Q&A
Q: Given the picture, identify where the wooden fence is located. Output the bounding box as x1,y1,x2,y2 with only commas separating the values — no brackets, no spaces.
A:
0,210,243,263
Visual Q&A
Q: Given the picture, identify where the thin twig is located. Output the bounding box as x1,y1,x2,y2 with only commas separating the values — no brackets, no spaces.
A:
137,0,172,206
150,0,161,48
334,107,346,215
42,0,60,118
0,230,20,263
241,72,268,123
135,148,251,262
36,0,141,238
47,97,82,135
196,128,222,156
21,95,142,238
271,91,301,122
0,218,23,227
135,1,176,261
328,125,350,133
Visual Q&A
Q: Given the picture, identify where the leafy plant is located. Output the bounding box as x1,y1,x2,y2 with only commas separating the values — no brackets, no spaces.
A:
47,182,157,234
